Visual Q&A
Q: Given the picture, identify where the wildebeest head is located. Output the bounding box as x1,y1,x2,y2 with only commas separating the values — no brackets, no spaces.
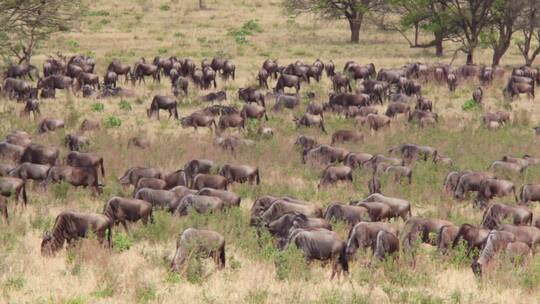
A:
40,231,54,256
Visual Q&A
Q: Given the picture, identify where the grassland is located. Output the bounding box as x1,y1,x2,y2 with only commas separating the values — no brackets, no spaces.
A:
1,0,540,303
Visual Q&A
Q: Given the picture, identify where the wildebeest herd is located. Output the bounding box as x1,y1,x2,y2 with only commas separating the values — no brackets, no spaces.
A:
2,53,540,278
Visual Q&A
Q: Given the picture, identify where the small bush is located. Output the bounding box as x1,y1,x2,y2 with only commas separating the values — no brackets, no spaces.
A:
92,285,114,298
91,102,105,112
274,246,310,281
104,116,122,128
159,4,170,11
461,99,481,111
158,47,168,54
227,19,263,44
136,284,156,304
67,40,80,52
30,215,53,231
119,100,132,111
64,297,86,304
185,256,204,284
52,182,70,199
3,276,25,291
165,272,181,284
113,233,132,252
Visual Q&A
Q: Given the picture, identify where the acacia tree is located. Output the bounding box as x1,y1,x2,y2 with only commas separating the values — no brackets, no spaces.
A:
516,0,540,66
283,0,383,43
0,0,81,64
481,0,524,66
446,0,495,64
385,0,455,57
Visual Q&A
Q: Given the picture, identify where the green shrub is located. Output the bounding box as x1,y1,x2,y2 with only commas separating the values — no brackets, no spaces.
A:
461,99,481,111
159,4,170,11
3,276,25,291
52,182,70,199
30,215,54,231
165,272,181,284
104,116,122,128
64,297,86,304
274,246,310,281
91,102,105,112
119,100,132,111
113,233,132,252
185,257,204,284
67,40,80,52
136,284,156,304
92,285,114,299
227,19,263,44
158,47,168,54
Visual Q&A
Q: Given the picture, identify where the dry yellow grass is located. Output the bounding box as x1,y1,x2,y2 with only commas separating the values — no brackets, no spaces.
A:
1,0,540,303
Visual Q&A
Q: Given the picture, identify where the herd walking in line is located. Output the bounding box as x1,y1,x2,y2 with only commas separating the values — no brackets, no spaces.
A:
3,52,540,279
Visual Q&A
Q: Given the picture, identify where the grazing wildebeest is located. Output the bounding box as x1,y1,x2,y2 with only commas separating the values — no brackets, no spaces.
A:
285,228,348,279
170,228,225,273
42,165,102,195
41,210,113,256
37,75,73,91
181,113,217,132
147,95,179,120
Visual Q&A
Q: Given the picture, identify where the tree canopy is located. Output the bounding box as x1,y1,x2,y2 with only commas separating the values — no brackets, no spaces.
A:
0,0,82,63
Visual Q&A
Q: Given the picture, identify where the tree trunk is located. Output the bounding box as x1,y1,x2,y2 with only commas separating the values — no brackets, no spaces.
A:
492,50,503,67
348,16,362,44
199,0,205,9
414,22,419,46
434,32,444,57
466,49,474,65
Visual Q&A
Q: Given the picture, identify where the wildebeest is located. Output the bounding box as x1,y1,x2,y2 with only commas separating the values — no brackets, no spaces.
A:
219,164,260,185
285,228,348,279
41,210,113,256
238,87,266,107
147,95,179,120
131,63,160,84
0,177,27,206
274,74,301,93
42,165,102,195
103,197,153,232
37,75,73,91
170,228,225,273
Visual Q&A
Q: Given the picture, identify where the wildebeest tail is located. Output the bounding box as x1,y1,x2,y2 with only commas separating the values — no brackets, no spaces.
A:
107,225,113,248
339,244,349,273
256,169,260,185
22,181,28,206
100,158,106,182
219,244,226,268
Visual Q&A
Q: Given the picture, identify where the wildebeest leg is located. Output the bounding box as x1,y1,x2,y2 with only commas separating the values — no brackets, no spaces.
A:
121,220,129,234
0,198,8,223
